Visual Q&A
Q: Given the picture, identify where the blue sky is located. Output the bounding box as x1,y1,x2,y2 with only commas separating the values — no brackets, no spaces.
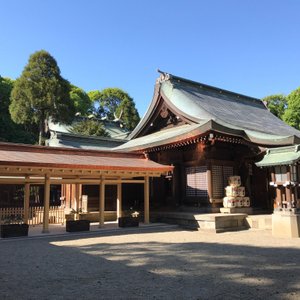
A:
1,0,300,117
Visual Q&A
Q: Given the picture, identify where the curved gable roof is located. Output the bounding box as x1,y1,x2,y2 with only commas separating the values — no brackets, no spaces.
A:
129,72,300,144
161,77,300,137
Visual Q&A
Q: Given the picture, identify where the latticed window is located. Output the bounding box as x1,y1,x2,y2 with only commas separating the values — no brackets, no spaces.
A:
274,166,288,182
212,165,234,198
186,166,208,198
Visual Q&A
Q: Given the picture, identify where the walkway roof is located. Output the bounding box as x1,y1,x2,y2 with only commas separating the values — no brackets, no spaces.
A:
0,142,172,178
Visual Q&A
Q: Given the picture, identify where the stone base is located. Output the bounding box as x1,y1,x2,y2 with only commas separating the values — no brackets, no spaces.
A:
272,211,300,238
220,207,253,214
246,215,272,230
151,212,249,233
214,214,249,233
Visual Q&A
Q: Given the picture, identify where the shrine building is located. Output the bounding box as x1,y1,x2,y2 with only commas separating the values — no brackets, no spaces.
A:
115,71,300,212
1,71,300,235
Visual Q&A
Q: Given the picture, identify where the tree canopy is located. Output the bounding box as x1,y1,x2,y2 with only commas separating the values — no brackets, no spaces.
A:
88,88,140,130
262,94,287,120
9,50,75,145
70,85,93,116
283,87,300,130
0,76,36,143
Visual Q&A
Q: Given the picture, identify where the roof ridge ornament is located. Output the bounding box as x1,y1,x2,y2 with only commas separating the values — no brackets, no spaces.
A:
157,69,170,83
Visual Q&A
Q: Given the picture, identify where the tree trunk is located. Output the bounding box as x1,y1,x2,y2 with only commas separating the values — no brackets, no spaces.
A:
39,118,47,146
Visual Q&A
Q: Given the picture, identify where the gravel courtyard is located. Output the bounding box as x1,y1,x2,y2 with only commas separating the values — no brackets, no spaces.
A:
0,227,299,300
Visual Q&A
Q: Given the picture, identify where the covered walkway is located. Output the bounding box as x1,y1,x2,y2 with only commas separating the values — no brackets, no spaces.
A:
0,142,173,233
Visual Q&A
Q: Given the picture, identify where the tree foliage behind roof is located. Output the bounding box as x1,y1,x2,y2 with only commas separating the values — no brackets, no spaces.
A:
88,87,140,130
0,76,37,144
283,87,300,130
263,89,300,130
9,50,75,145
70,84,93,115
262,94,287,120
71,118,110,137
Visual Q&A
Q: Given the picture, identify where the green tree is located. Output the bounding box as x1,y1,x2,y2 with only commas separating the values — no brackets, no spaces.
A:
283,87,300,130
0,76,36,143
262,94,287,120
9,50,75,145
88,90,106,118
70,85,93,115
71,119,110,137
117,97,140,130
88,88,140,130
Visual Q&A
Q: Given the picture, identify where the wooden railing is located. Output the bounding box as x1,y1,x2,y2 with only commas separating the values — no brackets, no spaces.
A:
0,206,65,225
0,207,24,224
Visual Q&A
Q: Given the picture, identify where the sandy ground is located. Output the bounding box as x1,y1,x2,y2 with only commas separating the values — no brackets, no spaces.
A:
0,226,299,300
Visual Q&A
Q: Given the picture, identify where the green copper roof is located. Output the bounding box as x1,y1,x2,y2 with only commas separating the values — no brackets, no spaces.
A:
256,145,300,167
115,123,207,151
160,77,300,138
128,72,300,149
115,120,300,152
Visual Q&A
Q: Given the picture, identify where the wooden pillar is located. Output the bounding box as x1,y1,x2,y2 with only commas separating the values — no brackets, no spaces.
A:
117,182,122,219
24,176,30,225
74,183,80,211
271,169,278,209
207,164,213,203
271,169,276,183
42,175,50,233
79,184,82,209
71,184,75,209
99,179,105,227
294,185,298,208
287,168,292,207
66,184,71,209
144,176,150,224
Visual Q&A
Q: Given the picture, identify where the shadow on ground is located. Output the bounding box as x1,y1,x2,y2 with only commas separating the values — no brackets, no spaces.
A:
0,229,299,300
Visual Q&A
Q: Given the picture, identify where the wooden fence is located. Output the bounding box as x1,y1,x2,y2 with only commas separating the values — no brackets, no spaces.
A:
0,206,65,225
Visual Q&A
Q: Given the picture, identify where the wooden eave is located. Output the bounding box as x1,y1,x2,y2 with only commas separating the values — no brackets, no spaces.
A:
141,133,209,153
0,164,170,177
0,165,164,184
135,130,259,154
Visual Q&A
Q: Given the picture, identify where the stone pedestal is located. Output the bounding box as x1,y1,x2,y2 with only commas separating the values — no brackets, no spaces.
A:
272,210,300,238
220,207,253,214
